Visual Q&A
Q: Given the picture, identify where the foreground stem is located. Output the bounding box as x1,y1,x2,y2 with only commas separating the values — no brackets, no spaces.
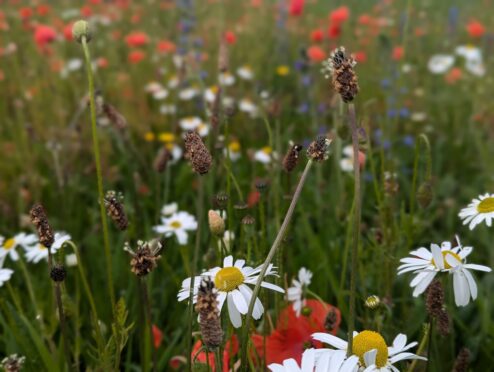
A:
240,159,314,369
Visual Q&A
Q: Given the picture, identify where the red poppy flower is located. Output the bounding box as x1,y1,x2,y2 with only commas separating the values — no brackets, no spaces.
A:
466,20,485,38
191,335,239,372
34,25,57,48
19,7,33,20
310,29,324,43
329,6,350,25
354,51,367,63
169,356,187,370
224,31,236,45
125,31,149,48
289,0,304,16
80,5,92,17
157,40,176,53
358,14,372,26
392,46,404,61
307,46,326,63
97,57,109,69
152,324,163,349
445,67,462,84
36,4,51,16
128,50,146,64
327,23,341,39
63,23,73,41
247,190,260,208
252,299,341,366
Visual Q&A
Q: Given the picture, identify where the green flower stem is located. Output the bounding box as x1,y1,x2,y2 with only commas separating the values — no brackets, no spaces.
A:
347,102,361,355
240,159,314,370
81,36,115,311
406,323,430,372
141,278,157,372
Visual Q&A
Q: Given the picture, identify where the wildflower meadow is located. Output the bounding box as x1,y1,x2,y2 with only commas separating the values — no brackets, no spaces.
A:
1,1,494,371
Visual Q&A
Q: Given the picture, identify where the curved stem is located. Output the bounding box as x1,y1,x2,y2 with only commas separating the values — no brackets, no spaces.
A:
240,159,314,369
81,36,115,311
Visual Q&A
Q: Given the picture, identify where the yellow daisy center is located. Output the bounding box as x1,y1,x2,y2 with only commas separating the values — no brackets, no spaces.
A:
229,141,240,152
38,244,47,250
3,238,15,250
477,197,494,213
353,330,388,368
431,250,461,269
276,65,290,76
214,267,244,292
144,132,155,142
262,146,272,154
159,132,175,143
170,221,182,229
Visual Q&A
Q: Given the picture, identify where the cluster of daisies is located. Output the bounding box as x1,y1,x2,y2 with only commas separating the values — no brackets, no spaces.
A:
0,232,72,287
427,45,485,76
399,193,492,307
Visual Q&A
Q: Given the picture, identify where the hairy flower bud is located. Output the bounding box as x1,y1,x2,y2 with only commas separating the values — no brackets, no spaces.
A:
208,210,225,237
72,20,92,43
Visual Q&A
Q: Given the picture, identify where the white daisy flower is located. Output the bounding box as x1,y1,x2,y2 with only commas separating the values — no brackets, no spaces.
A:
218,230,235,253
219,72,235,86
178,87,199,101
204,86,220,103
179,116,203,131
239,98,259,117
340,145,355,172
455,45,482,62
153,211,198,245
197,122,210,137
287,267,313,317
168,143,183,165
237,65,254,80
161,202,178,216
224,140,241,162
152,88,169,100
222,96,235,110
24,232,71,264
178,255,284,328
0,262,13,287
254,146,276,164
167,75,179,89
0,233,37,262
427,54,455,74
268,348,316,372
465,58,485,76
160,104,177,115
458,193,494,230
397,238,491,306
312,330,426,371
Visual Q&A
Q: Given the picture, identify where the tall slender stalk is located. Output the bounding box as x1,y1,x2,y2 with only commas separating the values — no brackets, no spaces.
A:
141,278,157,372
187,175,205,371
80,35,115,311
240,159,314,369
347,103,361,355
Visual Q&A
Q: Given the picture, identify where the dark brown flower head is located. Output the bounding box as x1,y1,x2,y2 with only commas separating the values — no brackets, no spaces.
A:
30,204,54,248
50,264,67,282
241,215,255,225
452,347,470,372
184,131,212,175
426,279,450,336
307,135,331,161
283,143,303,173
1,354,26,372
153,146,173,173
195,278,223,350
102,102,127,131
322,47,359,103
324,308,338,332
104,190,129,231
213,192,229,209
124,240,162,277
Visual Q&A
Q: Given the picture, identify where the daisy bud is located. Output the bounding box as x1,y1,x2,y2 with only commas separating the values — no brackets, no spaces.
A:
452,347,470,372
282,143,303,173
125,240,162,277
50,264,67,282
195,278,223,350
307,135,332,161
30,203,54,248
208,210,225,237
1,354,26,372
72,20,92,43
416,180,433,208
184,131,212,175
364,295,381,309
322,47,359,103
104,191,129,231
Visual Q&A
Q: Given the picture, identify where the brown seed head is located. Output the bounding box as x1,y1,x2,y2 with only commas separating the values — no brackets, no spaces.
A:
324,308,338,332
282,143,303,173
426,279,450,336
29,204,54,248
307,135,331,161
322,47,359,103
125,240,162,277
104,191,129,231
50,264,67,282
1,354,26,372
103,102,127,130
195,278,223,350
452,347,470,372
184,131,212,175
153,146,173,173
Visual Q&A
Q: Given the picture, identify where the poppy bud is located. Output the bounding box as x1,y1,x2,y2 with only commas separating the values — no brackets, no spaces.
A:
208,210,225,237
416,181,433,208
72,20,92,43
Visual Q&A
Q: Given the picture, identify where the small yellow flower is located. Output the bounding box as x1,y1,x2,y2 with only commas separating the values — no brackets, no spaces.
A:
229,141,241,152
261,146,272,154
158,132,176,143
144,132,156,142
276,65,290,76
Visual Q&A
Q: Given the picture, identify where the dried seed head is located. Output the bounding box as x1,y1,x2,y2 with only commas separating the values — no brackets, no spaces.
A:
283,143,303,173
153,146,172,173
50,264,67,282
307,135,332,161
208,210,225,237
383,172,399,196
195,278,223,350
209,86,222,129
436,308,450,336
452,347,470,372
72,20,92,43
322,47,359,103
104,191,129,231
30,204,54,248
364,295,381,309
213,192,229,209
255,179,269,193
241,215,255,225
324,308,338,332
124,240,162,277
1,354,26,372
218,39,229,73
416,181,433,208
184,131,212,175
102,102,127,130
426,279,450,336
